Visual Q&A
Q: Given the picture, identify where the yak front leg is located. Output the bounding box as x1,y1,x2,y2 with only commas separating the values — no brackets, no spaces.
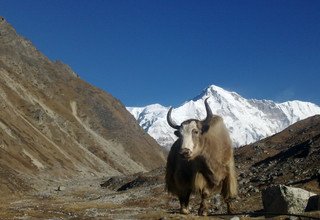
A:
225,198,236,214
198,189,210,216
179,191,191,214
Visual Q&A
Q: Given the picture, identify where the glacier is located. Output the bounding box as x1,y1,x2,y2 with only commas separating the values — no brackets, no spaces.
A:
127,85,320,149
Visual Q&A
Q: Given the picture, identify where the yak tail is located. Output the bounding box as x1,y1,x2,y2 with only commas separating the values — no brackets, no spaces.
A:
221,158,238,200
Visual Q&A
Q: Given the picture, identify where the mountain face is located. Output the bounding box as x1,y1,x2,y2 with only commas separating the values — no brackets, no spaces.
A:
127,85,320,149
0,17,165,195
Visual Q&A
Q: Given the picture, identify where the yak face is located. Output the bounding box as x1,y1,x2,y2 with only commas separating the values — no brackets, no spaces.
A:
175,120,201,158
167,98,213,159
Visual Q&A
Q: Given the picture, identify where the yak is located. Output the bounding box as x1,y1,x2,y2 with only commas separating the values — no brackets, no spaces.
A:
165,98,238,216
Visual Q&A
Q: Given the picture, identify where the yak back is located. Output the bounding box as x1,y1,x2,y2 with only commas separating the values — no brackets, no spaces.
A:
199,115,233,167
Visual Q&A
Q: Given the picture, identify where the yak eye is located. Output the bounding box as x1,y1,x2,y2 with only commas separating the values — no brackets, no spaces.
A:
192,129,199,135
174,130,181,137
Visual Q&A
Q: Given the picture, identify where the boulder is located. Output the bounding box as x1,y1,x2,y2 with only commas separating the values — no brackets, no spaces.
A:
305,195,320,212
262,185,316,214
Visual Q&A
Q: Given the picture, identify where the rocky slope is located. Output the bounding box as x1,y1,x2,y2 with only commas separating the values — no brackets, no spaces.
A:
0,17,166,196
234,114,320,213
128,85,320,149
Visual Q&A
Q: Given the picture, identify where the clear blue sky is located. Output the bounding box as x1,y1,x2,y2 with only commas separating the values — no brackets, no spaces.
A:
2,0,320,106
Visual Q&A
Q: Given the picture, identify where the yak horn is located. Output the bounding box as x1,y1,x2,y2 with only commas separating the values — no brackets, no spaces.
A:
167,107,180,129
204,97,213,122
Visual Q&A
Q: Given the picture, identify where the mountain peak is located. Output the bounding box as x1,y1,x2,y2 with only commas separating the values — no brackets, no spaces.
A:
128,85,320,149
206,84,227,93
193,84,238,101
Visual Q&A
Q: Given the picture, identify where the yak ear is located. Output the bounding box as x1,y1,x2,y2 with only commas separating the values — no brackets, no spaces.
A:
201,124,210,134
174,130,181,137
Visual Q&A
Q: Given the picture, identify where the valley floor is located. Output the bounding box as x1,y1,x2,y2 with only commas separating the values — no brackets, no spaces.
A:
0,170,319,220
0,175,204,219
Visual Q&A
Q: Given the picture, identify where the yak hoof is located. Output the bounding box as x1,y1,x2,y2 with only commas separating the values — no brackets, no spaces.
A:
227,201,235,214
180,207,190,215
198,209,208,216
198,207,208,216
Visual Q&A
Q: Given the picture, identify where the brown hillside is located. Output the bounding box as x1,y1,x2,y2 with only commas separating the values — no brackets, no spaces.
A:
234,114,320,212
0,17,166,196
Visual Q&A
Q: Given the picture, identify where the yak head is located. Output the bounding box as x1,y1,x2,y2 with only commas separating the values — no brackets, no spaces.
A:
167,98,213,158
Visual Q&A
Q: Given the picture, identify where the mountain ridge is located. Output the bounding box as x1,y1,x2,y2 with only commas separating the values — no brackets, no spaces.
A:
127,85,320,149
0,17,166,196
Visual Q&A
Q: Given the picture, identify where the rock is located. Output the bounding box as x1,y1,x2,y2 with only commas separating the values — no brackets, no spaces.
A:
305,195,320,212
262,185,316,214
55,186,65,191
239,172,245,178
117,176,148,191
100,176,133,190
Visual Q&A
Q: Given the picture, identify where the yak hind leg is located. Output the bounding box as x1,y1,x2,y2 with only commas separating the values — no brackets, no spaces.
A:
225,198,236,214
198,189,210,216
178,191,191,214
221,162,238,214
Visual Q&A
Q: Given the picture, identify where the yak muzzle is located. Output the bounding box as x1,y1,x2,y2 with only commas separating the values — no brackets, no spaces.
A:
180,149,192,158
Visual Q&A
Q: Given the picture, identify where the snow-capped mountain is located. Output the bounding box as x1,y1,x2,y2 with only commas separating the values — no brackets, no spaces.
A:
127,85,320,149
